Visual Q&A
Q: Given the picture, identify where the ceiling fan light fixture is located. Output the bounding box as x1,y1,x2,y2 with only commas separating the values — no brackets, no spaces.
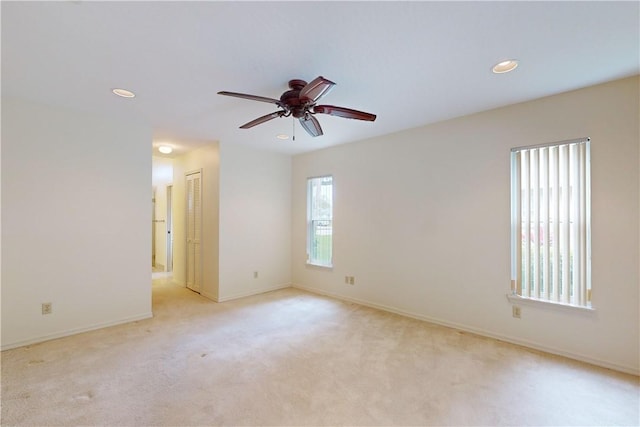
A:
276,134,289,140
112,88,136,98
492,59,519,74
158,145,173,154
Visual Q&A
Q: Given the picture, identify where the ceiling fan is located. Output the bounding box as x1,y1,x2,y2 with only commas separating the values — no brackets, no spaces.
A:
218,76,376,137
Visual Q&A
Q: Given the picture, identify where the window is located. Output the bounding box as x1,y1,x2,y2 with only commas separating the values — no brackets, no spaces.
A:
307,175,333,267
510,138,591,307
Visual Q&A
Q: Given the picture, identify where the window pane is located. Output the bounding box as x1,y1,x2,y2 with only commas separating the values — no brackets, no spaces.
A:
307,176,333,266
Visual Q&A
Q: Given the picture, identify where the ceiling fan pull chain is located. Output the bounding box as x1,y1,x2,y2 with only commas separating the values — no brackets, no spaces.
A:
292,116,296,141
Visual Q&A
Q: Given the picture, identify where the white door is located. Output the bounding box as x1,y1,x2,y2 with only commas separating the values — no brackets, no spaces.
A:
186,172,202,293
151,189,156,267
166,185,173,273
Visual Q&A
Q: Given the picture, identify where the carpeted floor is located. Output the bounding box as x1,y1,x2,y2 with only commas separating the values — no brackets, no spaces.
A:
2,278,639,426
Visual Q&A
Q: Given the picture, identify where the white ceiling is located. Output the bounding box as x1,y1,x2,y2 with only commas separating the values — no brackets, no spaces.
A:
2,1,638,157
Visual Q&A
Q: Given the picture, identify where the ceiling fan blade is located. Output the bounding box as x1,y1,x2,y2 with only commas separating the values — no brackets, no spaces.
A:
313,105,377,121
239,111,285,129
299,114,323,137
218,91,283,107
299,76,336,103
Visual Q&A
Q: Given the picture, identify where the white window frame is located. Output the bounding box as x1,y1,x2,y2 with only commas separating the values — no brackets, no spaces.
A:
307,175,333,268
510,137,592,309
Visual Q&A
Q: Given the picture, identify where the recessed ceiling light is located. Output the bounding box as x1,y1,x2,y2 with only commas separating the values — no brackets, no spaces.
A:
112,88,136,98
158,145,173,154
492,59,519,74
276,134,289,140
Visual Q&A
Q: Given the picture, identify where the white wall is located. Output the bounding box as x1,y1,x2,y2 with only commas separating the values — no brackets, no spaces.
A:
1,97,152,349
172,144,220,300
292,76,639,375
218,142,291,301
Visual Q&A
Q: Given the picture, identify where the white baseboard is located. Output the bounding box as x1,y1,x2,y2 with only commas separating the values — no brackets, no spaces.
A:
201,290,218,301
217,283,292,303
292,284,639,377
1,312,154,351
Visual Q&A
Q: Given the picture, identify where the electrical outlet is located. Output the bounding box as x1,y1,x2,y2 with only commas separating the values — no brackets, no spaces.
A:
42,302,52,315
253,271,258,279
349,276,355,285
512,305,521,318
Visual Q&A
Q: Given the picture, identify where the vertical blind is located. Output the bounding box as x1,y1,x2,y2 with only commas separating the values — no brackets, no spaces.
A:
511,138,591,307
307,175,333,266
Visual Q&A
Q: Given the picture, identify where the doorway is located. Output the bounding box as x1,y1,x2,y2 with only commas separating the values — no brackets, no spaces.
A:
166,185,173,272
152,185,169,275
151,155,174,282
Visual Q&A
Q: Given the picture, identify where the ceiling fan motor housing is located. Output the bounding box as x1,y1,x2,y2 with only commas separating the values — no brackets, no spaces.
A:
281,79,309,118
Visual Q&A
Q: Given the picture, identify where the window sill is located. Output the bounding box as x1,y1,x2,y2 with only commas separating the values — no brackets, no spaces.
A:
306,262,333,270
506,294,595,313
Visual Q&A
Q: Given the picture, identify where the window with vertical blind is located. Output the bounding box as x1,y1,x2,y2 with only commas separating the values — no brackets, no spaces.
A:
510,138,591,308
307,175,333,267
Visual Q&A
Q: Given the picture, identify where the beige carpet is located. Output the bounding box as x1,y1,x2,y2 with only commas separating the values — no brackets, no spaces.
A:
2,279,639,426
